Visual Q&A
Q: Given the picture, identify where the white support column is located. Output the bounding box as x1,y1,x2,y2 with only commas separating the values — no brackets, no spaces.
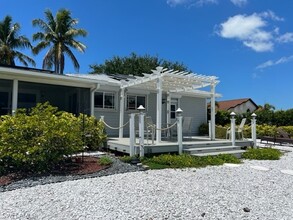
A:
166,92,171,138
176,108,183,155
90,91,95,116
210,83,216,140
156,75,162,143
208,120,211,140
119,88,125,138
12,79,18,115
251,113,257,148
129,113,135,156
230,112,236,146
90,84,100,116
138,106,145,157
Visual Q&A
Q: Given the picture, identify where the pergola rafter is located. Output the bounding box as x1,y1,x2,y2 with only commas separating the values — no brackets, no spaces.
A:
120,67,219,94
118,66,220,142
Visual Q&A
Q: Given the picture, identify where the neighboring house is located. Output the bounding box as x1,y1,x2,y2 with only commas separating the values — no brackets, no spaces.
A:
217,98,258,114
0,65,220,139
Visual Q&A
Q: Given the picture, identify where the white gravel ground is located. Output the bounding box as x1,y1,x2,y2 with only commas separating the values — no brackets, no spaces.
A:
1,143,293,220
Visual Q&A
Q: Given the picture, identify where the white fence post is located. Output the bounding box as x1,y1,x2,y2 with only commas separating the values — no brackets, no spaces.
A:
138,105,145,157
251,113,257,148
100,115,104,122
230,112,236,146
208,120,212,140
129,113,135,156
176,108,183,155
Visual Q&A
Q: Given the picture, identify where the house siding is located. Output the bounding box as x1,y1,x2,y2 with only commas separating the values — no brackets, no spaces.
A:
231,101,257,114
96,89,207,137
180,96,207,135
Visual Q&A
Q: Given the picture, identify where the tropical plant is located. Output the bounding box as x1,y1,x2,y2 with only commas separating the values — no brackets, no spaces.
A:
89,52,188,76
32,9,87,74
242,148,282,160
98,156,113,166
141,153,241,169
0,15,35,66
0,102,106,175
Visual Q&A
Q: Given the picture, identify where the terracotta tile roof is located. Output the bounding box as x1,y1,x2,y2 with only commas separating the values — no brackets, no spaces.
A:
217,98,256,111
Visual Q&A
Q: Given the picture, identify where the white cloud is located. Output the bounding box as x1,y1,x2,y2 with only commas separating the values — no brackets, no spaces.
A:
166,0,188,7
259,10,284,21
166,0,217,7
256,55,293,69
196,0,218,7
277,32,293,43
217,13,274,52
230,0,247,7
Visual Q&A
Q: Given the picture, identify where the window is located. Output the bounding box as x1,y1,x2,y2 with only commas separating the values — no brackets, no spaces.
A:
127,95,146,110
170,98,178,119
18,93,37,109
94,92,115,109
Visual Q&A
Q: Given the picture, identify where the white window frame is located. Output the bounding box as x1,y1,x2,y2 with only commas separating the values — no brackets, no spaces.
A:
94,91,116,110
126,94,147,111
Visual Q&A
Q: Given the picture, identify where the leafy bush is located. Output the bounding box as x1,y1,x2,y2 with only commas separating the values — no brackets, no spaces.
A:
78,114,107,151
120,155,138,163
215,125,228,139
142,153,241,169
98,156,112,166
242,148,282,160
198,123,209,136
0,102,106,175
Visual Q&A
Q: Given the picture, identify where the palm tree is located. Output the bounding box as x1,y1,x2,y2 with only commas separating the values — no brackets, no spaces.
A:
0,15,35,67
32,9,87,74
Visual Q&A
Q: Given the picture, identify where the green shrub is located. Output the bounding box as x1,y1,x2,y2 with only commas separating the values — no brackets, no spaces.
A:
99,156,112,166
0,102,106,174
142,153,241,169
281,126,293,137
242,148,282,160
198,123,209,136
215,125,228,139
78,114,107,151
120,155,138,163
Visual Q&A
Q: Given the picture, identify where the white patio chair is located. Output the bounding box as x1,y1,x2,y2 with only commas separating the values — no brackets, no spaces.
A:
226,118,246,140
135,115,155,144
171,117,193,139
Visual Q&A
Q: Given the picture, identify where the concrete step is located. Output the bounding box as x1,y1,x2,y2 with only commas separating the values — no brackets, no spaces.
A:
184,145,242,154
190,149,246,158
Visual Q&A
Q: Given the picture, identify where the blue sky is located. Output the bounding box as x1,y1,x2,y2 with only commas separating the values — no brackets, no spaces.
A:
2,0,293,110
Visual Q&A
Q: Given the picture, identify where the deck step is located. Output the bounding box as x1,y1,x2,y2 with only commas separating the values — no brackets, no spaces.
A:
184,145,242,154
183,142,232,149
190,149,246,158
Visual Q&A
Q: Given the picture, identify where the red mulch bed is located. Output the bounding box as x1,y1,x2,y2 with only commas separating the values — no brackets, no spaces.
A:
0,156,108,187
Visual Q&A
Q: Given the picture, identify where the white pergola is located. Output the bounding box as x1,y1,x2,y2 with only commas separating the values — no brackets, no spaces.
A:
118,66,220,142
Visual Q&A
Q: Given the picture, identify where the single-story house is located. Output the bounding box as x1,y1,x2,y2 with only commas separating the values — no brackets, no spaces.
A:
216,98,258,114
0,65,220,141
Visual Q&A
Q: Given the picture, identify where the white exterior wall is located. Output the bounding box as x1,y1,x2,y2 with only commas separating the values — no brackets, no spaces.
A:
180,96,207,135
93,85,120,137
231,101,257,114
95,87,207,137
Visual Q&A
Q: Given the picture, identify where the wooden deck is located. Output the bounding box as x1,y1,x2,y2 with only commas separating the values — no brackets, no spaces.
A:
107,136,253,156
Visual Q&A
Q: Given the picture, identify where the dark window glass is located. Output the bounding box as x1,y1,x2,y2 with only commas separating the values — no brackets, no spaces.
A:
94,92,115,109
127,95,146,110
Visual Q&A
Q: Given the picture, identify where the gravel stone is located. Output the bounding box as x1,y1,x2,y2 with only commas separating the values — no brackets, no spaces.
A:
0,144,293,219
0,156,143,192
